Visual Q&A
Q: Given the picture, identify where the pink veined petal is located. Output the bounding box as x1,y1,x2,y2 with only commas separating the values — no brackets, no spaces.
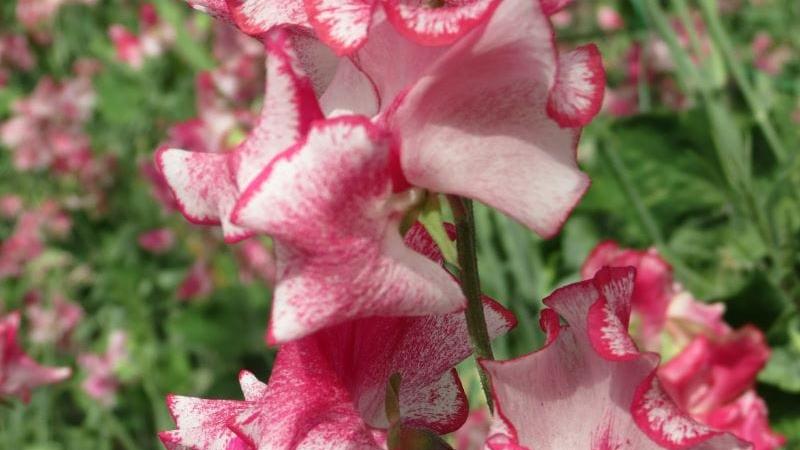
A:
304,0,377,56
546,44,606,128
386,0,589,238
232,28,323,190
540,0,573,16
228,299,514,447
586,267,639,361
238,370,268,402
381,0,501,46
704,391,786,450
155,148,251,242
186,0,234,23
232,117,465,343
226,0,309,36
480,268,751,450
160,395,253,450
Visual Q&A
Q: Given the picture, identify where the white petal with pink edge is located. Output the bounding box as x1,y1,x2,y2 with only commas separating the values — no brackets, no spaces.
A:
305,0,377,55
547,44,606,128
382,0,500,46
387,0,589,238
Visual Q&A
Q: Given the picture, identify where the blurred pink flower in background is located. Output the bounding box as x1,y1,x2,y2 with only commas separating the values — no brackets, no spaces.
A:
751,32,792,75
0,311,71,402
109,4,175,69
597,5,624,31
234,239,275,286
78,330,128,407
0,201,71,279
0,34,34,87
138,228,175,254
0,195,24,219
25,292,84,347
177,260,213,301
452,409,491,450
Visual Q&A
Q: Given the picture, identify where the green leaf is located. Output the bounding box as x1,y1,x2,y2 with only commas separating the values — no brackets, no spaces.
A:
759,346,800,393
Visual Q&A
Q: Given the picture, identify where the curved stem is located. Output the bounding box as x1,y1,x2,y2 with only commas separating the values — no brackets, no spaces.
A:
447,196,495,412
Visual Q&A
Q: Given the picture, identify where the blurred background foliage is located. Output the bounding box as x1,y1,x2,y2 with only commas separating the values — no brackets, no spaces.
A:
0,0,799,448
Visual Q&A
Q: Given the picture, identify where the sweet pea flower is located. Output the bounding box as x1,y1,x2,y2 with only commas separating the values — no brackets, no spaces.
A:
109,4,174,69
138,228,176,254
25,292,84,346
597,5,624,31
582,241,784,449
659,327,770,418
187,0,603,239
481,267,750,450
705,392,786,450
160,251,515,449
177,260,214,301
0,311,71,402
78,330,128,407
0,195,23,219
0,34,34,87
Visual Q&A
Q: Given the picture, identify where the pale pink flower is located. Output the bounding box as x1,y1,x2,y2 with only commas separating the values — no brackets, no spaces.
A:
109,25,145,69
597,5,624,31
25,293,83,346
138,228,175,254
0,311,71,402
159,286,515,449
78,330,128,407
751,32,792,75
481,267,750,450
0,195,23,219
0,34,35,85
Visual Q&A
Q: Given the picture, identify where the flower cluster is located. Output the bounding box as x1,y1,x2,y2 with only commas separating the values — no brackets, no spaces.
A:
149,0,775,449
583,241,785,450
109,3,176,69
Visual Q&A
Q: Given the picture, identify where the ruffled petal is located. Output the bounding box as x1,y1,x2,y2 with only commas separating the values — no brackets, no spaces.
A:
232,117,465,343
381,0,500,46
155,29,320,243
546,44,606,128
186,0,233,23
226,0,309,36
481,268,751,450
304,0,377,55
386,0,589,238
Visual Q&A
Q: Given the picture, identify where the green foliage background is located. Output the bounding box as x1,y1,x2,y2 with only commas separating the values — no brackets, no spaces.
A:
0,0,798,448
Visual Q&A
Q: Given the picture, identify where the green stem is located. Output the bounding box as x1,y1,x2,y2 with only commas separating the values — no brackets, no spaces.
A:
447,196,494,413
105,412,139,450
698,0,788,163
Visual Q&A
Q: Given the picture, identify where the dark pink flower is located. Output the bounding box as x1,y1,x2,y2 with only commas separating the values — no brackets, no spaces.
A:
0,311,71,402
108,4,174,69
705,391,786,450
138,228,176,254
160,296,515,449
177,261,214,301
481,268,750,450
659,327,770,417
109,25,145,68
78,330,127,407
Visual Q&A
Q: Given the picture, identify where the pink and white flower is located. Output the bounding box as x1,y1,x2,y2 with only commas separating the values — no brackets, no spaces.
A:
481,267,751,450
0,311,71,402
108,4,175,69
78,330,128,407
160,293,515,449
138,228,176,254
25,292,84,346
